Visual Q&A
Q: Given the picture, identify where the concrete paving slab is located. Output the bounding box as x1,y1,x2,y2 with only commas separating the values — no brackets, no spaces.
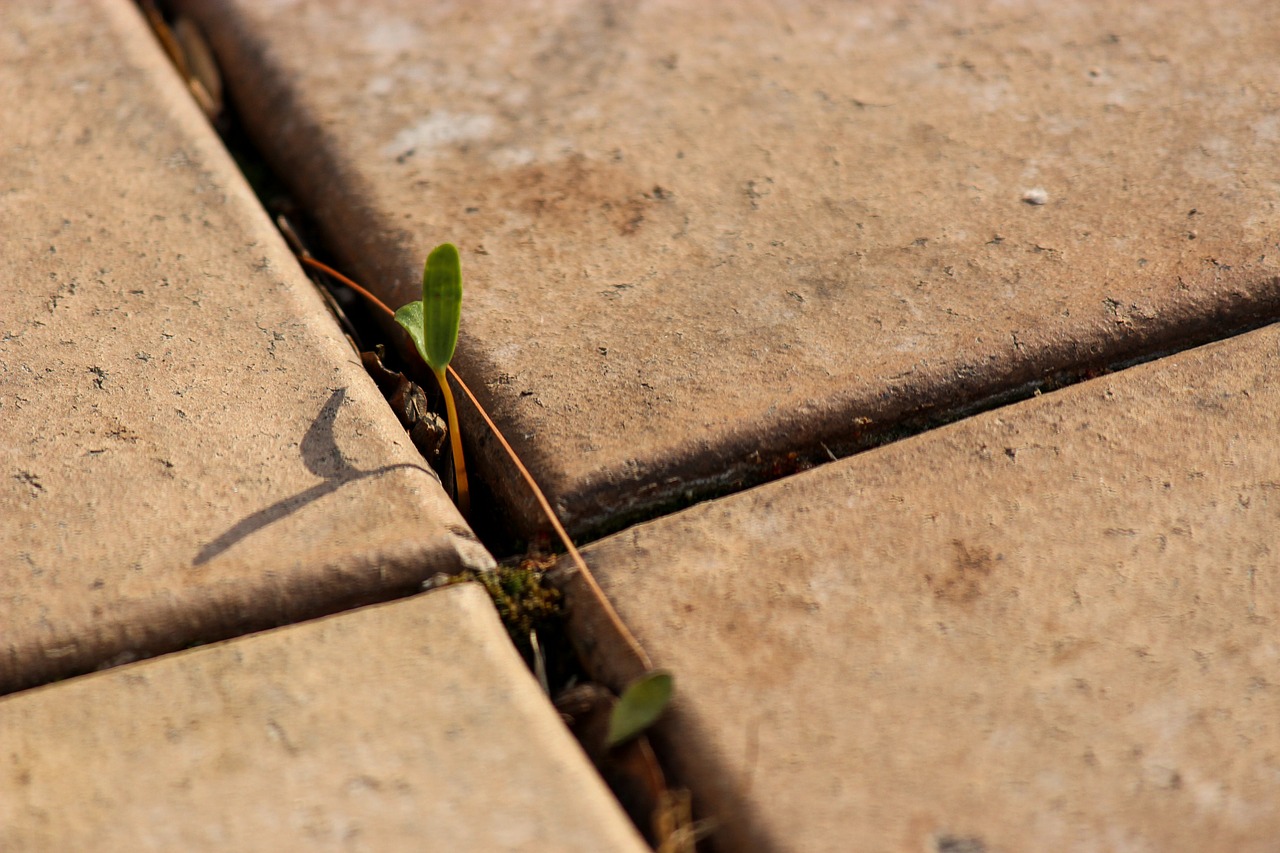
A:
0,0,492,694
576,323,1280,852
0,583,649,852
176,0,1280,534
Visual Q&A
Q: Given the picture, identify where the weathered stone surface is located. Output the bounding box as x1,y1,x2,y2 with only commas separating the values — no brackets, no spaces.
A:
175,0,1280,533
0,0,492,694
0,584,648,852
578,324,1280,852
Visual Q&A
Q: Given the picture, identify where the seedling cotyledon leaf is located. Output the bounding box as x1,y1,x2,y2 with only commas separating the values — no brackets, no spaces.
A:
395,243,469,515
607,669,675,748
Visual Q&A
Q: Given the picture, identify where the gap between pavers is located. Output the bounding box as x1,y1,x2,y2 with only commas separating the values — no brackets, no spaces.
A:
0,583,650,853
571,322,1280,852
0,0,492,695
173,0,1280,537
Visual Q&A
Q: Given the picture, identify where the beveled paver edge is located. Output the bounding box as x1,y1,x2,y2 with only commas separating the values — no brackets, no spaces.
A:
0,583,650,852
5,536,471,696
555,260,1280,535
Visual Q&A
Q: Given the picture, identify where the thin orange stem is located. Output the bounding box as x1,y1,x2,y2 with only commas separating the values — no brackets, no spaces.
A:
299,256,394,322
433,366,470,517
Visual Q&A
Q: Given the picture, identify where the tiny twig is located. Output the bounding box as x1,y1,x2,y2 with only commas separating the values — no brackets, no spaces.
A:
299,256,393,322
297,254,651,671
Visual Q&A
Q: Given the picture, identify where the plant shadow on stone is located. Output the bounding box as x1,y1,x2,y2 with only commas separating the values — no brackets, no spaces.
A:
193,387,431,565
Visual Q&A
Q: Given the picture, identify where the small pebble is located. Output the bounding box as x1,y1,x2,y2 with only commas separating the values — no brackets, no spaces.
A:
1022,188,1048,205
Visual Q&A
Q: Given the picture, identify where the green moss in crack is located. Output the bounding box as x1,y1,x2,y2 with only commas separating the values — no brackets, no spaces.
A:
439,563,564,658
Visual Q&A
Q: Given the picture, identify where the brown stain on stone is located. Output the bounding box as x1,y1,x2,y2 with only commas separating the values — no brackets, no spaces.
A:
926,539,996,603
508,155,666,238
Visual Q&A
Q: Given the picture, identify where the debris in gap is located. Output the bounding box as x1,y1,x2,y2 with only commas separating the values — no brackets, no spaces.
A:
139,2,224,126
172,16,223,122
360,346,446,467
283,250,660,692
654,789,714,853
556,683,706,851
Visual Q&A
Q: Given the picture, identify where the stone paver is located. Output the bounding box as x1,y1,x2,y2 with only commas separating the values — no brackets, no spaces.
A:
0,583,649,852
0,0,492,694
175,0,1280,533
574,323,1280,852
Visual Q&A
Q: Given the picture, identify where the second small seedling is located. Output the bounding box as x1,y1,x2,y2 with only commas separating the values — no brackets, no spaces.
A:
395,243,470,516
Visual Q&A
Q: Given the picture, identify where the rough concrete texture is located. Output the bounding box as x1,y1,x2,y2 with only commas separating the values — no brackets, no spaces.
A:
0,584,649,852
175,0,1280,533
0,0,493,694
577,323,1280,852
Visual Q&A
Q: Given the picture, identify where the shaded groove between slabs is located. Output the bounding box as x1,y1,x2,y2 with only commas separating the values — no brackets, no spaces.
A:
571,294,1280,543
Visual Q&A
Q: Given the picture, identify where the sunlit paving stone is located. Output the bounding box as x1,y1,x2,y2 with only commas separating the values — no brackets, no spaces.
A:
174,0,1280,533
0,0,492,693
0,586,648,852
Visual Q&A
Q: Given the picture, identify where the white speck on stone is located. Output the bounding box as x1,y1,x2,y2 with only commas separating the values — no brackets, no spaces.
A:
365,76,395,97
491,147,537,168
1022,187,1049,205
381,112,496,159
1253,115,1279,143
364,20,422,55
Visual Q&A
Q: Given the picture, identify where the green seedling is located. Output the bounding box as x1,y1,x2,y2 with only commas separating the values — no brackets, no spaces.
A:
607,669,674,748
297,250,654,679
394,243,470,516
